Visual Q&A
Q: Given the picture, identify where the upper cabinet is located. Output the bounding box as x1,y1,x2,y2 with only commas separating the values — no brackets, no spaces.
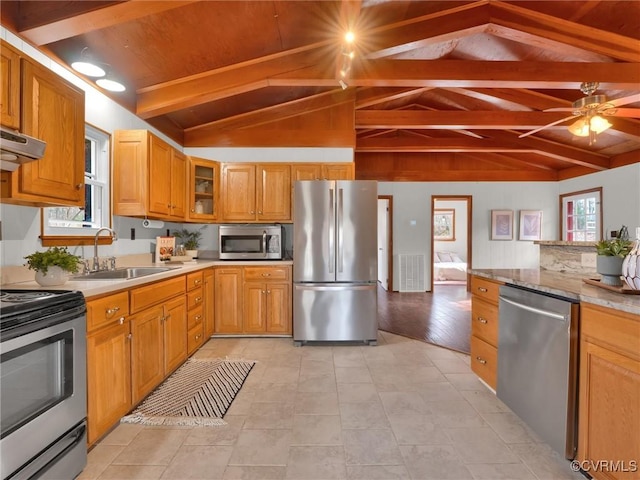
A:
1,40,85,207
188,156,219,222
113,130,186,221
220,163,291,222
291,163,354,181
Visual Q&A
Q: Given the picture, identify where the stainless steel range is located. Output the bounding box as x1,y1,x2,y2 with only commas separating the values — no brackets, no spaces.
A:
0,289,87,480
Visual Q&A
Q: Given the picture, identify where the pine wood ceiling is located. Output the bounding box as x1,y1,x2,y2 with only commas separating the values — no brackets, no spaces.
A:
2,0,639,181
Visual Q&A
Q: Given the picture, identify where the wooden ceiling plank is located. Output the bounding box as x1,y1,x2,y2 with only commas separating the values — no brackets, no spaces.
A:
18,0,201,46
489,1,640,62
355,87,434,109
356,168,559,182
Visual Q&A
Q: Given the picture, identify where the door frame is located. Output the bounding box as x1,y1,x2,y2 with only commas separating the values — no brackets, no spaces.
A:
431,195,472,292
378,195,393,292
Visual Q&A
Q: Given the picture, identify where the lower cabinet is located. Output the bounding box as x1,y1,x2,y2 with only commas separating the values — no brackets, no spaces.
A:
130,305,165,405
578,303,639,480
203,268,215,338
214,265,292,335
469,275,502,389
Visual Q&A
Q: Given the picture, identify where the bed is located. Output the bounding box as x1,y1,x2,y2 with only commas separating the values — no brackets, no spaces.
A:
434,252,468,281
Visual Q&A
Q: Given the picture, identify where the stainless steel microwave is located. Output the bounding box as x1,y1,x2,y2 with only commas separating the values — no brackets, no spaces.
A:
219,225,283,260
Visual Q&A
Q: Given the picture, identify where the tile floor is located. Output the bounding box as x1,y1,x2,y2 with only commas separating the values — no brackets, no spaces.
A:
80,333,584,480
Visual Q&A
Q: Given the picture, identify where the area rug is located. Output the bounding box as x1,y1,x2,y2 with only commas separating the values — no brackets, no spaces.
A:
121,358,254,426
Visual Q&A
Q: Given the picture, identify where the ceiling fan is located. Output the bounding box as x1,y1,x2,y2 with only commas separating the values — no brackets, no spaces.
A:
519,82,640,144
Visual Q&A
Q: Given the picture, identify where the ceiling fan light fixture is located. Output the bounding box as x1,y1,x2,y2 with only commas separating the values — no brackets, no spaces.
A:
568,118,590,137
96,77,126,92
71,61,105,77
589,115,612,134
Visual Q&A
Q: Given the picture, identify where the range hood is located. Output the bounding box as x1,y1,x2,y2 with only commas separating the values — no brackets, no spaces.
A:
0,126,47,171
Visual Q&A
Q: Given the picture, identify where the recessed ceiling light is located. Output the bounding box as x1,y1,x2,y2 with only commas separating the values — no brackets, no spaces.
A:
96,78,126,92
71,61,106,77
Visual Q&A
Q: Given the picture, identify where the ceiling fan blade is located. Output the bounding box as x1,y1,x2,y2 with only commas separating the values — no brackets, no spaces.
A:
609,108,640,118
544,107,575,112
518,115,576,138
609,93,640,107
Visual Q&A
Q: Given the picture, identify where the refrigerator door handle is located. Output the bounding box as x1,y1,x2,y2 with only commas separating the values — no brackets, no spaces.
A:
337,188,344,272
328,187,335,273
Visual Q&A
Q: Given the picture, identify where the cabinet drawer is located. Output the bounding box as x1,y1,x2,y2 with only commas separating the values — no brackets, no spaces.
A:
470,335,498,389
187,324,205,355
187,287,204,310
470,276,502,304
87,292,129,332
581,303,640,360
186,271,204,291
471,298,499,347
244,266,290,282
130,276,186,313
187,305,204,330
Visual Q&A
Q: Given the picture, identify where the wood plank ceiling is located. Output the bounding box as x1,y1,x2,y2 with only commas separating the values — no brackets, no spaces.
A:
2,0,639,181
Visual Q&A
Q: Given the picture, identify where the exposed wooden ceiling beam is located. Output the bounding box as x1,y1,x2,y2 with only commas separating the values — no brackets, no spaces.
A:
355,110,576,130
355,87,433,109
18,1,201,46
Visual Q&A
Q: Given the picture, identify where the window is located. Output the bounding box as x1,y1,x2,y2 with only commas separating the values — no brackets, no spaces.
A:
41,125,111,245
560,188,602,241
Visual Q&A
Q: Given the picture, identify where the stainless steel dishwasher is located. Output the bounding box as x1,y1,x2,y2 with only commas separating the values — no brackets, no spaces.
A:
497,285,580,460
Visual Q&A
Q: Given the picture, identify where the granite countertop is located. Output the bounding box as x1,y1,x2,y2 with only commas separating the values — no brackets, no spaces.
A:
469,268,640,316
3,259,294,300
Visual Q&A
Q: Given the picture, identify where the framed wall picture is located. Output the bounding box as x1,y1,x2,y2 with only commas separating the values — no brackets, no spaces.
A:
491,210,514,240
434,209,455,241
519,210,543,241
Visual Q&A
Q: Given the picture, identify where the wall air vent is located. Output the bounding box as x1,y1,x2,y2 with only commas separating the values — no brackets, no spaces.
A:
398,254,425,292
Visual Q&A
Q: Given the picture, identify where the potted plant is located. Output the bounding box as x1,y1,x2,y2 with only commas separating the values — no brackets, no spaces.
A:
172,227,203,258
24,246,82,286
595,228,632,286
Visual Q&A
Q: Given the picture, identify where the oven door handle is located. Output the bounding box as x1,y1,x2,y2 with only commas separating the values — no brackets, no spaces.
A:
10,422,86,480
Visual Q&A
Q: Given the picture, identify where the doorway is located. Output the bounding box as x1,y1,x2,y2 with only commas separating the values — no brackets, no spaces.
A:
377,195,393,291
431,196,472,291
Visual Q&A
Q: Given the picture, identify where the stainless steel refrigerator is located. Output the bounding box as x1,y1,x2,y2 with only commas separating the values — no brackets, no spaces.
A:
293,180,378,345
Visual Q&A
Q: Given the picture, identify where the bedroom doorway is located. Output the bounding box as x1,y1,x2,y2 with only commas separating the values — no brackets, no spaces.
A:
377,195,393,291
431,196,472,292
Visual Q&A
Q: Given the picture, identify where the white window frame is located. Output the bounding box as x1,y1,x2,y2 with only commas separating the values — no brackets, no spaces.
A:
560,187,602,241
42,124,111,239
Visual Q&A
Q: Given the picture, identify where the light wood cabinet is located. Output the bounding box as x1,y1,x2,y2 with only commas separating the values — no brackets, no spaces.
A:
86,292,131,446
214,267,243,334
186,271,205,355
113,130,186,221
243,266,291,334
220,163,291,222
188,157,219,221
1,45,85,207
578,303,640,480
1,40,21,129
469,275,502,389
130,304,165,404
291,163,354,181
204,268,215,338
214,265,292,335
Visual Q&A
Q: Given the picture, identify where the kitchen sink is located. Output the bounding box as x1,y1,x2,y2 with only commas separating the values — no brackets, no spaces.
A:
72,266,177,281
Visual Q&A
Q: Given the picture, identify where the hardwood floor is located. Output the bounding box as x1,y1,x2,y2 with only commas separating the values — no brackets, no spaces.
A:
377,283,472,354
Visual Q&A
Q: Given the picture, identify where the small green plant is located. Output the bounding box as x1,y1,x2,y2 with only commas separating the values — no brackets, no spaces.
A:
596,226,632,257
172,227,203,250
24,247,81,275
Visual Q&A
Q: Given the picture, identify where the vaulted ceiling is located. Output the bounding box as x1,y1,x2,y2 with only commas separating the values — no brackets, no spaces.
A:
2,0,639,181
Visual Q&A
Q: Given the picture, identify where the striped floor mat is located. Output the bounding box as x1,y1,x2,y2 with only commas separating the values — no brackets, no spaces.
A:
121,358,254,426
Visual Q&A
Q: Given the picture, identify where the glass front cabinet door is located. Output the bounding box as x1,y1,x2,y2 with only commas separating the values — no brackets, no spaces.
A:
188,157,219,221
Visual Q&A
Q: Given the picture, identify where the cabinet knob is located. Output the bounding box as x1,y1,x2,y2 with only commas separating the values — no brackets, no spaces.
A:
267,290,271,294
476,317,488,324
258,210,263,214
250,211,255,214
119,317,125,325
106,306,120,315
191,208,195,212
127,333,132,340
478,287,488,293
195,315,202,322
194,279,201,285
75,183,83,190
261,273,271,277
475,356,487,365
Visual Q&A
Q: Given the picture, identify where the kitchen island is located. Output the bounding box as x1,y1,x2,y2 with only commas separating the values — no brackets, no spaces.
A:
469,268,639,480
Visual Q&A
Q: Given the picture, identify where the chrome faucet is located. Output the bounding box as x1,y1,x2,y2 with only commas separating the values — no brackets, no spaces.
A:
93,227,118,272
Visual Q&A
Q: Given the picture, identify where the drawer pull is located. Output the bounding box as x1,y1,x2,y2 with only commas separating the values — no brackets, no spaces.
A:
478,287,488,293
195,296,202,303
195,315,202,322
194,279,201,285
195,334,201,340
261,273,271,277
476,317,488,324
475,356,487,365
106,306,120,315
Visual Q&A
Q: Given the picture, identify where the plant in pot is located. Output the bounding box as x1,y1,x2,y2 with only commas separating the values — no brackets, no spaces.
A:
172,227,203,259
24,246,82,286
595,228,633,286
